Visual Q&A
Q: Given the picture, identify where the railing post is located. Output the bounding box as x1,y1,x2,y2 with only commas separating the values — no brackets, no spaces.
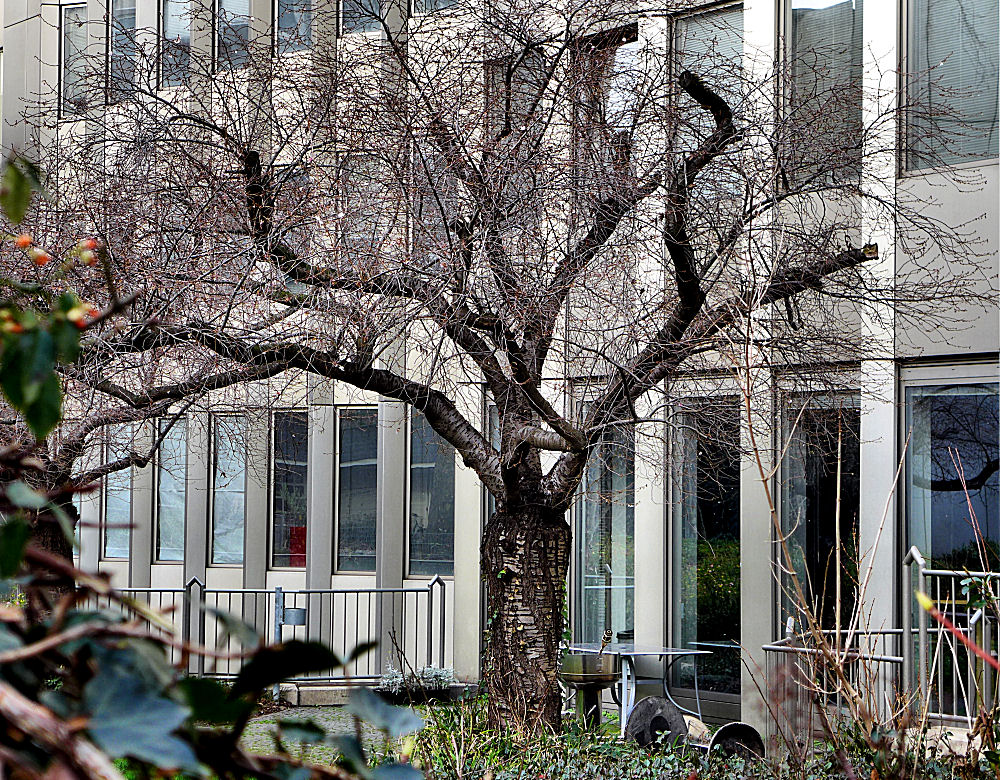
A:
274,587,284,702
426,580,434,667
184,576,205,676
437,577,446,668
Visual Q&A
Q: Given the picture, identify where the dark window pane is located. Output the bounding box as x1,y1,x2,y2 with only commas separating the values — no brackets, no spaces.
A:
342,0,380,39
103,428,132,559
277,0,312,51
156,419,187,562
217,0,250,69
272,411,309,567
674,401,741,694
110,0,137,101
781,397,861,630
212,416,246,564
62,6,88,116
337,408,378,572
906,384,999,568
408,413,455,576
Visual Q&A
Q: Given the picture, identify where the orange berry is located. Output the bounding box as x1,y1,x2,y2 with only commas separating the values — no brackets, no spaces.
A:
86,306,100,319
80,250,98,266
2,321,24,334
77,238,98,251
14,233,32,249
28,247,51,266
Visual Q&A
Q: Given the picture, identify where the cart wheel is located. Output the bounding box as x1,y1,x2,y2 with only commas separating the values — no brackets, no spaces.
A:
707,722,765,761
624,696,688,749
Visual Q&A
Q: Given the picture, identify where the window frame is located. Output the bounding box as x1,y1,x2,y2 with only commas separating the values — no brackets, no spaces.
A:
274,0,314,51
340,0,382,35
101,434,133,562
215,0,252,71
209,413,248,567
154,416,188,564
898,361,1000,559
59,3,89,120
269,408,310,570
405,411,456,579
333,405,379,574
159,0,192,89
107,0,138,104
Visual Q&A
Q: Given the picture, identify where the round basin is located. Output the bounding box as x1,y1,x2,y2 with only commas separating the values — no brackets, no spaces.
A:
558,653,618,688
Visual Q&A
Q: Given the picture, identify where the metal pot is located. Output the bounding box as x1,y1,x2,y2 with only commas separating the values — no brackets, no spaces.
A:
558,653,619,688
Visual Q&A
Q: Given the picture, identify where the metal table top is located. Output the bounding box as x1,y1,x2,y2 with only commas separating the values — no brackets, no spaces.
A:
567,643,712,657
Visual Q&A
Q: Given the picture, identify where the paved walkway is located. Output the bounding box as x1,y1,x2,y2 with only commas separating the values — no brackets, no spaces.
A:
241,705,400,764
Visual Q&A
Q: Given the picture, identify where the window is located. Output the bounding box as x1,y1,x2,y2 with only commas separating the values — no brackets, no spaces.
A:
156,419,187,562
576,424,634,644
277,0,312,50
673,400,740,695
103,435,132,560
905,382,999,569
408,412,455,576
907,0,999,168
780,395,860,630
337,408,378,572
413,0,456,14
673,4,744,103
342,0,380,33
786,0,863,178
217,0,251,69
61,5,88,116
212,415,247,565
161,0,191,87
272,411,309,568
109,0,137,101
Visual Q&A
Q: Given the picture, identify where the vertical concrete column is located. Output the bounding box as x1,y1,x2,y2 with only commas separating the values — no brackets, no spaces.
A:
307,381,336,590
183,412,211,585
452,434,482,680
740,376,776,733
375,399,407,670
129,422,155,587
243,409,270,588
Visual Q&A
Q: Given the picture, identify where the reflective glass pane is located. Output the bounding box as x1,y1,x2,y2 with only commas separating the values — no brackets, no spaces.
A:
906,383,999,568
408,413,455,576
110,0,137,100
577,425,634,643
272,412,309,567
337,408,378,572
342,0,380,33
156,419,187,562
212,416,246,565
674,401,740,694
277,0,312,51
162,0,191,87
62,6,88,115
217,0,250,69
103,429,132,559
780,397,860,629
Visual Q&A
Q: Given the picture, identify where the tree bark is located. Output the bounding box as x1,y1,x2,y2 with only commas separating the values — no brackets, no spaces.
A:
481,504,570,732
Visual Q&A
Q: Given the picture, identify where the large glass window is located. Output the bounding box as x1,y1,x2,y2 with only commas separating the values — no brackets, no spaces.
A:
109,0,137,101
673,401,741,694
103,434,132,560
673,4,744,103
337,408,378,572
161,0,191,87
342,0,380,33
212,416,247,565
787,0,863,177
577,425,634,644
780,396,860,630
907,0,999,169
61,5,88,116
408,413,455,576
905,383,999,569
272,412,309,568
276,0,312,51
156,419,187,562
217,0,250,69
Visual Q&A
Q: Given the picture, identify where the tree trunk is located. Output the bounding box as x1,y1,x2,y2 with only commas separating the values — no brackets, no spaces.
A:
481,503,570,733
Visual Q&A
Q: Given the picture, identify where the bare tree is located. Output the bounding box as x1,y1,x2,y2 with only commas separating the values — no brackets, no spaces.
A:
5,0,993,730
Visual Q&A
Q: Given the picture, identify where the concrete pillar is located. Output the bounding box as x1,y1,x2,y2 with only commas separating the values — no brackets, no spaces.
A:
243,409,269,588
183,412,210,585
129,422,154,587
306,384,336,589
375,399,407,670
452,439,482,680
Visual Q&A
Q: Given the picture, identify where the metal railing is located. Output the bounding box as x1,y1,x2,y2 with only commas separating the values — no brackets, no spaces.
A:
903,546,1000,724
763,624,903,750
88,577,449,683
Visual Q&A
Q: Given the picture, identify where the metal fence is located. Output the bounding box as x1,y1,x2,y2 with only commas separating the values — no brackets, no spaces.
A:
903,546,1000,724
90,577,449,683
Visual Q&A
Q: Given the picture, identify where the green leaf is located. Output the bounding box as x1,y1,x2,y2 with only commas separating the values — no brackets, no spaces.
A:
177,677,253,725
50,319,81,363
230,641,341,697
84,666,199,771
328,735,370,778
347,640,379,663
0,338,28,407
24,371,62,439
205,605,260,650
277,718,326,744
7,481,47,509
0,517,30,577
345,688,424,738
372,764,423,780
0,161,33,224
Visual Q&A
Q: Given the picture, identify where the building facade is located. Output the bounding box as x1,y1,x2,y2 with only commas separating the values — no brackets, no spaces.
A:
1,0,997,728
